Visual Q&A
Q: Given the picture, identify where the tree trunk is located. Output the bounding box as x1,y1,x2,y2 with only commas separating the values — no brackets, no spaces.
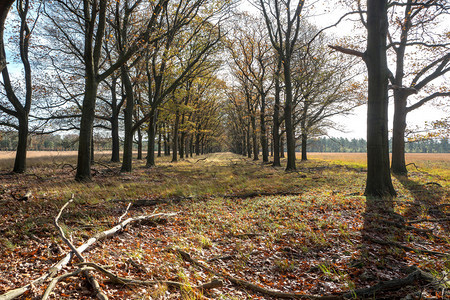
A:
280,134,285,158
13,116,28,173
157,123,162,157
283,60,296,171
251,115,258,161
110,78,120,162
0,0,14,73
189,135,194,157
391,92,408,175
260,95,268,163
364,0,396,199
137,125,143,160
180,132,185,159
146,110,157,167
172,110,179,162
111,114,120,162
301,132,307,161
247,124,252,158
195,131,200,156
167,130,171,156
272,65,281,167
75,78,98,182
120,65,134,173
90,134,94,163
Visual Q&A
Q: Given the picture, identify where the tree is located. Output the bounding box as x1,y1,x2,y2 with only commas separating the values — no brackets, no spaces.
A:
292,36,362,161
44,0,167,181
387,0,450,175
226,14,273,162
0,0,39,173
0,0,14,72
330,0,396,199
258,0,307,171
133,1,226,169
364,0,396,198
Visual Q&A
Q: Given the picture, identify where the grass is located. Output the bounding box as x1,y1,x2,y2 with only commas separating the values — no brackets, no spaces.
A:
0,152,448,299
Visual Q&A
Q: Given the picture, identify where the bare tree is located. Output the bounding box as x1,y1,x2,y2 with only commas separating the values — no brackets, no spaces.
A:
387,0,450,175
0,0,40,173
258,0,306,171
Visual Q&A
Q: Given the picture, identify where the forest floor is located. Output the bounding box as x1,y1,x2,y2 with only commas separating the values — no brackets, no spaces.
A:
0,152,448,299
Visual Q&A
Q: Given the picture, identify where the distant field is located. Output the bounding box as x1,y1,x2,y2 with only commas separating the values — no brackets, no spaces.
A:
306,152,450,164
0,151,112,170
305,152,450,179
0,151,448,173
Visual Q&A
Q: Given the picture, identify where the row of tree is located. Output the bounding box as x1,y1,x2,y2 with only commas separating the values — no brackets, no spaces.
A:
225,0,448,199
1,0,232,179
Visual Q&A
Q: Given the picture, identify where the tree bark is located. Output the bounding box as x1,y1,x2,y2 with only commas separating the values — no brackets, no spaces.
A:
364,0,396,198
283,60,296,171
251,115,258,160
0,0,13,73
76,78,98,182
146,110,157,167
157,123,162,157
120,65,134,173
137,125,143,160
260,95,268,162
109,77,121,162
272,65,281,167
172,110,179,162
301,132,307,161
391,92,408,175
13,116,28,173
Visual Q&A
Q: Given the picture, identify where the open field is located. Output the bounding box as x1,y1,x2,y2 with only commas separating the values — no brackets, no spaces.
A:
0,152,448,299
1,151,449,173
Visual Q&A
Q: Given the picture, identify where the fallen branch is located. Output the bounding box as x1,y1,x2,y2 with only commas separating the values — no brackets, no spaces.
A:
53,196,108,300
118,203,132,224
78,262,223,291
41,267,95,300
0,211,177,300
93,161,119,174
405,163,420,170
425,182,442,187
223,191,302,199
364,235,448,257
177,249,342,299
178,249,447,299
195,157,207,163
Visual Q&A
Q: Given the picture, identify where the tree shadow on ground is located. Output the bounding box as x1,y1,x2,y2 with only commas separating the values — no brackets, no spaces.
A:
394,174,448,224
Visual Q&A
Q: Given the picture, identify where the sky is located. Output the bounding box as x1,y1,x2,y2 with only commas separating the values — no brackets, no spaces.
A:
238,0,449,140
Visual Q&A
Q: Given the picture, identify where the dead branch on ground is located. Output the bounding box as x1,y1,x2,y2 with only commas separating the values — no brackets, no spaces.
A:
364,235,448,257
0,204,177,300
53,195,108,299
